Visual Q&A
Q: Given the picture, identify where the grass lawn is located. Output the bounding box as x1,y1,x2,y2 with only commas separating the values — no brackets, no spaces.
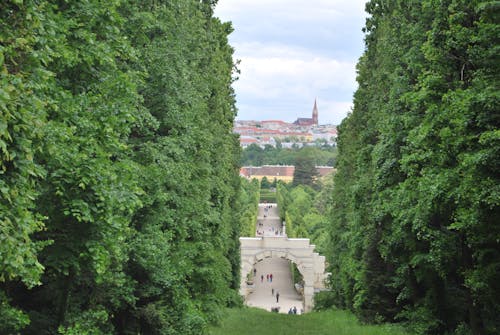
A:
209,307,412,335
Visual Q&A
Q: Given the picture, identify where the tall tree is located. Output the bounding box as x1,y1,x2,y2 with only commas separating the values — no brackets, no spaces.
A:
0,1,51,331
292,148,319,187
327,1,500,334
0,0,241,334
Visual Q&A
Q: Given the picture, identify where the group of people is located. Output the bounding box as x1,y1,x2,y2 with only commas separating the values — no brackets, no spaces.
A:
262,204,273,218
256,221,265,236
256,204,285,237
259,273,273,282
254,269,274,282
252,266,303,315
256,228,283,236
253,270,280,304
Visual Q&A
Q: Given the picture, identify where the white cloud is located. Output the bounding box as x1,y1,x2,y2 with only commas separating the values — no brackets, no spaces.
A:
233,42,357,99
214,0,367,125
317,100,353,125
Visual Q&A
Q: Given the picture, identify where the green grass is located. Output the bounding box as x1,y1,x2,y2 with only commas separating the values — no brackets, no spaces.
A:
209,307,412,335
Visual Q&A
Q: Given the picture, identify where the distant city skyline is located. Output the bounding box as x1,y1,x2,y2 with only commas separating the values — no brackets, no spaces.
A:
214,0,368,125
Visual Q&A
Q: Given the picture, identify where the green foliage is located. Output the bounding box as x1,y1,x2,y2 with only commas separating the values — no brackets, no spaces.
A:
237,178,260,237
260,176,272,189
241,143,337,167
290,262,302,285
313,291,338,311
292,147,320,187
260,189,277,203
0,0,49,292
57,307,111,335
327,1,500,334
0,292,30,334
0,0,240,334
276,180,331,253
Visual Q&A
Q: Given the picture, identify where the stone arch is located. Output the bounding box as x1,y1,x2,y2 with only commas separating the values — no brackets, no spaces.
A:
253,249,307,280
239,237,326,312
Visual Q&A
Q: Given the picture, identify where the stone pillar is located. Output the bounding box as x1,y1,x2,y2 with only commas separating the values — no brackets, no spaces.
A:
240,259,253,297
303,285,315,312
301,265,315,312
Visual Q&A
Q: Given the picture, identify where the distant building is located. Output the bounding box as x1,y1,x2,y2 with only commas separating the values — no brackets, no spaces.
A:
260,120,289,129
240,136,258,149
240,165,295,183
312,128,338,142
240,165,335,182
293,99,319,127
233,99,337,147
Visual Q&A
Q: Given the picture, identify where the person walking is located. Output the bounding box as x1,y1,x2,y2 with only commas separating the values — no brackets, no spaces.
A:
271,288,274,296
276,292,280,303
261,275,264,283
270,273,273,282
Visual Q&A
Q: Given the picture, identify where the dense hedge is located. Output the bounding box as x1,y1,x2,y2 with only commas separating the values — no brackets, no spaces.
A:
0,1,241,334
327,1,499,335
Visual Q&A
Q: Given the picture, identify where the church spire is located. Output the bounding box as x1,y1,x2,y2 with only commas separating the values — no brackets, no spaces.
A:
312,98,318,125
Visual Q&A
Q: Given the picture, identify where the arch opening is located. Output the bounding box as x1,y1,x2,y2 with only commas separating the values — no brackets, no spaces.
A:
243,256,305,313
241,249,316,312
239,237,327,312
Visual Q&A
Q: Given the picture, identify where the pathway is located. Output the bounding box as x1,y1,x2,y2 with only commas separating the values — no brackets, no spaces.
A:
245,203,303,314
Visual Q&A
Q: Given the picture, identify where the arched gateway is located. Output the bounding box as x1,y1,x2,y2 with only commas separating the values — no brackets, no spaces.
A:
240,236,327,312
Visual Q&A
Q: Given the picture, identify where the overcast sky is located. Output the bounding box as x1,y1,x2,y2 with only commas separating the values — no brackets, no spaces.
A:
214,0,368,125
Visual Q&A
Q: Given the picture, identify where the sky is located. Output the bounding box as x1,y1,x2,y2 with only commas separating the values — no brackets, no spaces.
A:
214,0,368,125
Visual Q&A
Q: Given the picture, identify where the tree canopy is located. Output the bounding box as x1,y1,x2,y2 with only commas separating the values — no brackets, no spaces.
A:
0,1,242,334
241,144,337,167
326,1,499,335
292,148,320,188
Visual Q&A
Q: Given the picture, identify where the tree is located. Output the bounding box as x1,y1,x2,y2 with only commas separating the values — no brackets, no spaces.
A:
292,148,319,187
240,143,337,166
0,1,241,333
240,143,264,166
326,1,500,334
235,179,260,237
260,176,271,189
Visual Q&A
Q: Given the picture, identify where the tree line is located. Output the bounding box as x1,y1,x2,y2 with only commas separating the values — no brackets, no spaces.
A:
237,179,260,237
325,1,499,335
0,1,243,334
276,179,333,255
241,144,337,167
